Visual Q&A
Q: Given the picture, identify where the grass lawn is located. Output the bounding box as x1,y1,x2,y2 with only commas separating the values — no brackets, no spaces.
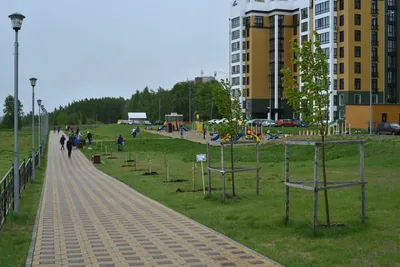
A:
82,124,400,267
0,129,40,175
0,129,47,267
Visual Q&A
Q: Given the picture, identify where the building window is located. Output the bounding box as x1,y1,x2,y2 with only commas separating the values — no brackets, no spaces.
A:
323,48,330,59
315,16,330,30
246,88,250,97
334,64,337,74
247,40,250,49
301,35,308,44
372,95,378,104
354,0,361,9
232,42,240,52
354,94,361,104
340,15,344,26
232,30,240,40
232,65,240,74
247,53,250,61
339,94,344,106
231,17,240,28
355,62,361,73
242,77,246,85
339,47,344,58
242,65,246,73
301,8,308,19
354,14,361,26
334,79,337,90
320,32,330,44
315,1,330,15
232,77,240,86
232,53,240,63
339,110,345,119
355,46,361,57
255,16,264,27
340,31,344,42
355,78,361,90
339,78,344,90
247,64,250,73
301,22,308,32
371,63,378,77
339,0,344,10
339,63,344,74
334,48,337,58
247,77,250,85
355,30,361,41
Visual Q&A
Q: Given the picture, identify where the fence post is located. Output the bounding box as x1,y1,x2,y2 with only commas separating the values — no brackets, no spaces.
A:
11,164,15,210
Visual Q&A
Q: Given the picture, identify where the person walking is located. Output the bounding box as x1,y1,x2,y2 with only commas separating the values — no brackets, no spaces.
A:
60,135,66,150
117,135,123,152
86,131,93,146
66,137,73,158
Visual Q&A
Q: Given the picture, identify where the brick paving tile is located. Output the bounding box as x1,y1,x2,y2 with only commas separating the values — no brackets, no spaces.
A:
28,133,283,267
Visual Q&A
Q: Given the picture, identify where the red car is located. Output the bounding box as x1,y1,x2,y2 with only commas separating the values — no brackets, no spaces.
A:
275,119,298,127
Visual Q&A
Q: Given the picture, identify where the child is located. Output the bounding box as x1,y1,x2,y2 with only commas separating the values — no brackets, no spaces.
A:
60,135,66,150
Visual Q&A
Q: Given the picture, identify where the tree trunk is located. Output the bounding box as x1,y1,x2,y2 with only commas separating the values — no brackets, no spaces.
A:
230,141,235,197
321,135,331,226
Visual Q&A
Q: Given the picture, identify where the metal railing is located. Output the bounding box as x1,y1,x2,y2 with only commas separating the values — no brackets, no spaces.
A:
0,145,42,230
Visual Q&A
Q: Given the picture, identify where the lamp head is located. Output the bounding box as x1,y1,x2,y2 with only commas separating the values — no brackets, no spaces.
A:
8,13,25,32
29,77,37,87
37,99,42,106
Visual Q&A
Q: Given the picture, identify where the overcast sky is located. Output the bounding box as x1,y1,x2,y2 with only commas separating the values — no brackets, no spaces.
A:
0,0,230,115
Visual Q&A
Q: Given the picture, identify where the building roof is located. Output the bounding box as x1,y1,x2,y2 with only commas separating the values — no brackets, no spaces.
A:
128,112,147,119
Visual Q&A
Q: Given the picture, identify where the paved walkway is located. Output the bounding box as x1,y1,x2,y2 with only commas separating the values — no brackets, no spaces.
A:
28,133,282,267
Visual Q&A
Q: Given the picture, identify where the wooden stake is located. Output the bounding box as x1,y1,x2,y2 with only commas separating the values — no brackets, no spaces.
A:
360,142,366,224
313,144,320,233
221,144,226,201
256,143,260,196
285,144,290,225
207,143,212,196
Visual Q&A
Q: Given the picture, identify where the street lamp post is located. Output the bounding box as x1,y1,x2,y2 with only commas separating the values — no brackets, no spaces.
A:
9,12,25,214
30,78,37,180
41,105,47,148
37,99,42,167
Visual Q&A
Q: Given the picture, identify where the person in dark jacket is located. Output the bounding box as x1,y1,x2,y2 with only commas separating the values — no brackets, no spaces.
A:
117,135,123,151
66,138,73,158
60,135,66,150
86,131,93,146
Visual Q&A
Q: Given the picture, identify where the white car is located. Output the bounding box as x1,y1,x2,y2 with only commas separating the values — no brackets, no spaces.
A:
143,120,152,125
216,118,229,124
262,119,276,127
208,119,218,124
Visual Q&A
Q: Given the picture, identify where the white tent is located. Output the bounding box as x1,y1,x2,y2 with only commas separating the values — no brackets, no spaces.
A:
128,112,147,120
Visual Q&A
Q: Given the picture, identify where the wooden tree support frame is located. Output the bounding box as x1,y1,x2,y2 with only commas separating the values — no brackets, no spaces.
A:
207,141,261,201
284,140,367,233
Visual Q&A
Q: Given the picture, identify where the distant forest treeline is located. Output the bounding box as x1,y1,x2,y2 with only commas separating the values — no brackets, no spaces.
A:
17,80,221,126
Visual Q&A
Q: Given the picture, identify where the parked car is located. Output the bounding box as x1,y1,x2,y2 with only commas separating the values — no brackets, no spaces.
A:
251,119,263,126
216,118,229,124
132,120,141,125
295,120,309,127
208,119,218,124
376,122,400,135
143,120,152,125
154,120,164,125
261,119,276,127
275,119,298,127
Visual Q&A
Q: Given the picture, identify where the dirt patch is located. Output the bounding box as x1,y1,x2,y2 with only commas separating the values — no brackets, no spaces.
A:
163,179,188,183
176,187,221,193
143,171,158,176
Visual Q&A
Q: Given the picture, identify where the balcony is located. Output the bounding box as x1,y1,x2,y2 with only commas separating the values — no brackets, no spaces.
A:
371,72,379,78
371,8,379,15
371,40,379,46
371,24,379,30
371,56,379,62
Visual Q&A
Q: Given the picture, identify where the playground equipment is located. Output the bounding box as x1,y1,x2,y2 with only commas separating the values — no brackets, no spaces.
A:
165,113,185,132
266,130,281,140
206,139,262,200
245,121,263,141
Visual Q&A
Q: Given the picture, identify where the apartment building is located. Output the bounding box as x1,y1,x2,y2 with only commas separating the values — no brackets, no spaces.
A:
229,0,400,121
